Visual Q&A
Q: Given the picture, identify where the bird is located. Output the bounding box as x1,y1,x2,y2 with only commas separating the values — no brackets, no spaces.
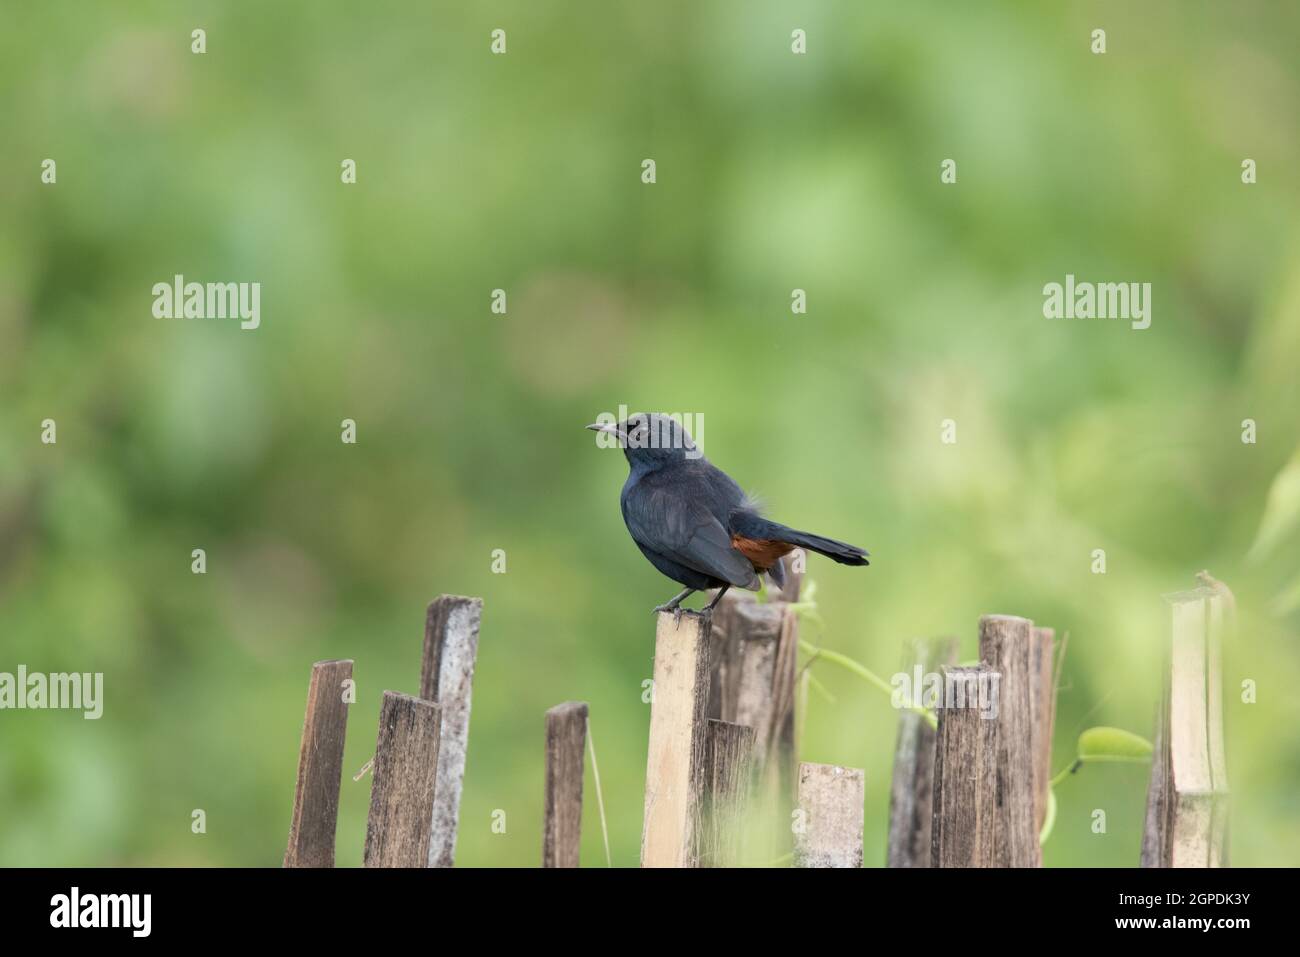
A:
587,413,869,619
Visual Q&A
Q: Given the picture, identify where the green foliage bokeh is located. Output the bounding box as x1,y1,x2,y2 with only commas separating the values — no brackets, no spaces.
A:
2,1,1299,866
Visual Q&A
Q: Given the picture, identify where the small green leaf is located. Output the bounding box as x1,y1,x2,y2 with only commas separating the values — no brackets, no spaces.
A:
1249,448,1300,562
1077,726,1153,761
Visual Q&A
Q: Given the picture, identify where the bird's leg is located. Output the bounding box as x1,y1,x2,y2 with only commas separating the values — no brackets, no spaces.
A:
699,584,730,622
652,587,695,624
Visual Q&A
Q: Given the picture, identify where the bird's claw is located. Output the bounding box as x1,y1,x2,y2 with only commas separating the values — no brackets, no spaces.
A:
651,603,690,626
649,605,710,628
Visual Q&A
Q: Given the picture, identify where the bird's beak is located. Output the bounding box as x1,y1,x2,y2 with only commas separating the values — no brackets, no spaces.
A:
586,422,620,435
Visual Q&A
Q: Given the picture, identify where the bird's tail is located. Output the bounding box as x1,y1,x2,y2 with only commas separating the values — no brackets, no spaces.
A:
729,511,870,567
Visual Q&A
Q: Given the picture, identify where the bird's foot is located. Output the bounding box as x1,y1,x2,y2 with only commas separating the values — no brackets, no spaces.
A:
651,600,683,621
652,588,696,624
650,603,710,627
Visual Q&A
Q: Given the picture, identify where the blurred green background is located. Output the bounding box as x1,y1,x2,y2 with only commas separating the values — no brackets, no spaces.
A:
2,1,1299,867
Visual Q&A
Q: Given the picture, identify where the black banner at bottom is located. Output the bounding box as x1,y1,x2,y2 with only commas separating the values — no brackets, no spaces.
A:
0,865,1278,942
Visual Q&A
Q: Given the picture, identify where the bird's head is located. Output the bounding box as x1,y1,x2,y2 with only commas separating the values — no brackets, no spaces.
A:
586,413,698,469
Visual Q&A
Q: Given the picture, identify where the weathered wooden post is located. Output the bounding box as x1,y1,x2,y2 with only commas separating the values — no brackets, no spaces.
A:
419,595,483,868
709,592,798,787
542,701,588,868
284,659,353,868
699,718,756,867
641,611,712,867
1141,699,1167,866
979,614,1042,867
709,591,800,864
364,691,442,868
1141,583,1230,867
1030,626,1059,835
887,637,957,867
794,762,865,868
931,665,1000,867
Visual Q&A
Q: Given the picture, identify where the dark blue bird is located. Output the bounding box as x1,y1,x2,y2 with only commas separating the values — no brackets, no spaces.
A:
587,414,869,618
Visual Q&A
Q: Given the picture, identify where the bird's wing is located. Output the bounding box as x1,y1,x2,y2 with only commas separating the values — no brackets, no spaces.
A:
623,483,758,589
